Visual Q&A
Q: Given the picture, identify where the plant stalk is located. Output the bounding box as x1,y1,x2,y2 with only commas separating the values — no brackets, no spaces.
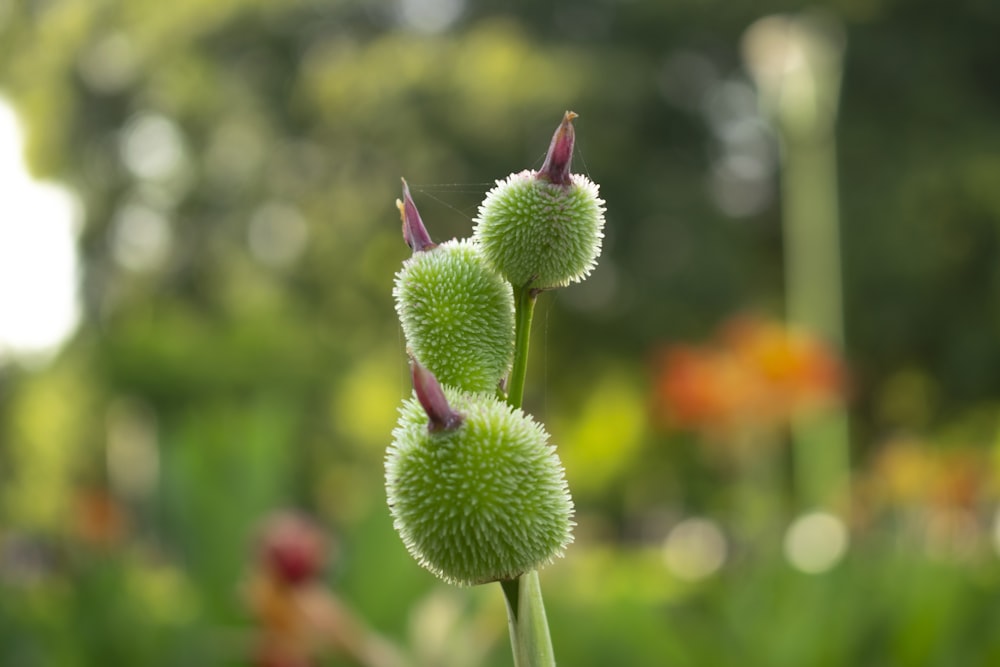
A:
506,285,537,409
501,570,556,667
775,21,850,512
500,283,556,667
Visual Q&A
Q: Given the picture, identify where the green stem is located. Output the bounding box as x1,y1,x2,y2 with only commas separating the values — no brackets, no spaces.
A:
506,285,537,409
778,51,850,513
500,283,555,667
501,570,556,667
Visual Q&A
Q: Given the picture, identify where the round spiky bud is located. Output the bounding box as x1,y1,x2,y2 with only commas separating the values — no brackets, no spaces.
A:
394,238,515,393
385,366,574,586
474,111,606,289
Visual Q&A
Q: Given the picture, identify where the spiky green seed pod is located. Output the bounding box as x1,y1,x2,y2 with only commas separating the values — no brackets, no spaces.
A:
474,112,606,289
385,382,574,586
475,173,605,289
393,239,515,393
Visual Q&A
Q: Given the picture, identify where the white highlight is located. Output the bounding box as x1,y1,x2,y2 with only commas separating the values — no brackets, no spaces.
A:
106,398,160,500
398,0,464,33
110,201,173,272
247,201,309,269
0,99,80,363
783,511,848,574
119,112,187,182
78,33,137,93
663,517,727,581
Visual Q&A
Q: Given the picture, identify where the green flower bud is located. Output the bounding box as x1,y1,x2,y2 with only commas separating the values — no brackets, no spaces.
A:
394,238,515,393
474,112,606,289
385,364,574,586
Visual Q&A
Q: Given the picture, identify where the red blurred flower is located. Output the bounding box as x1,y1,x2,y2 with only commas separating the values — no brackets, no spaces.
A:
245,512,330,667
258,512,327,586
244,511,407,667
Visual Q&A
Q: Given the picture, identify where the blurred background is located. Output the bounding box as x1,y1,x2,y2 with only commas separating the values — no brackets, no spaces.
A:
2,0,1000,665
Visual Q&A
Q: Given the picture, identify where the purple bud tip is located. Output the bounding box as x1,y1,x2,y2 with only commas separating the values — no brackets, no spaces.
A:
410,356,463,433
537,110,578,186
399,178,436,253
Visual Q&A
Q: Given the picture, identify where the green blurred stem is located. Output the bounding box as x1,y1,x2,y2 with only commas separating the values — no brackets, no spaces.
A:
745,13,851,513
500,282,556,667
780,94,850,511
732,429,781,537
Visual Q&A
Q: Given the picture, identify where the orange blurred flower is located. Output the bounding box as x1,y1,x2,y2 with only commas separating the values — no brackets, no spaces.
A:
861,438,992,560
71,488,127,548
869,438,988,513
652,314,845,434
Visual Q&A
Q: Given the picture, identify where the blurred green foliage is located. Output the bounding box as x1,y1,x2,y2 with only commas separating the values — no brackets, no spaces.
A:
3,0,1000,665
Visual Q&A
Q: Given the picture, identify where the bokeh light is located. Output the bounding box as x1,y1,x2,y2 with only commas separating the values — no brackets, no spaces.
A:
783,511,848,574
662,517,727,581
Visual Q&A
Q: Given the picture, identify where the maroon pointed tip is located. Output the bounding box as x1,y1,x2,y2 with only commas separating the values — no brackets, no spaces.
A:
399,178,436,253
409,356,463,432
537,111,578,186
